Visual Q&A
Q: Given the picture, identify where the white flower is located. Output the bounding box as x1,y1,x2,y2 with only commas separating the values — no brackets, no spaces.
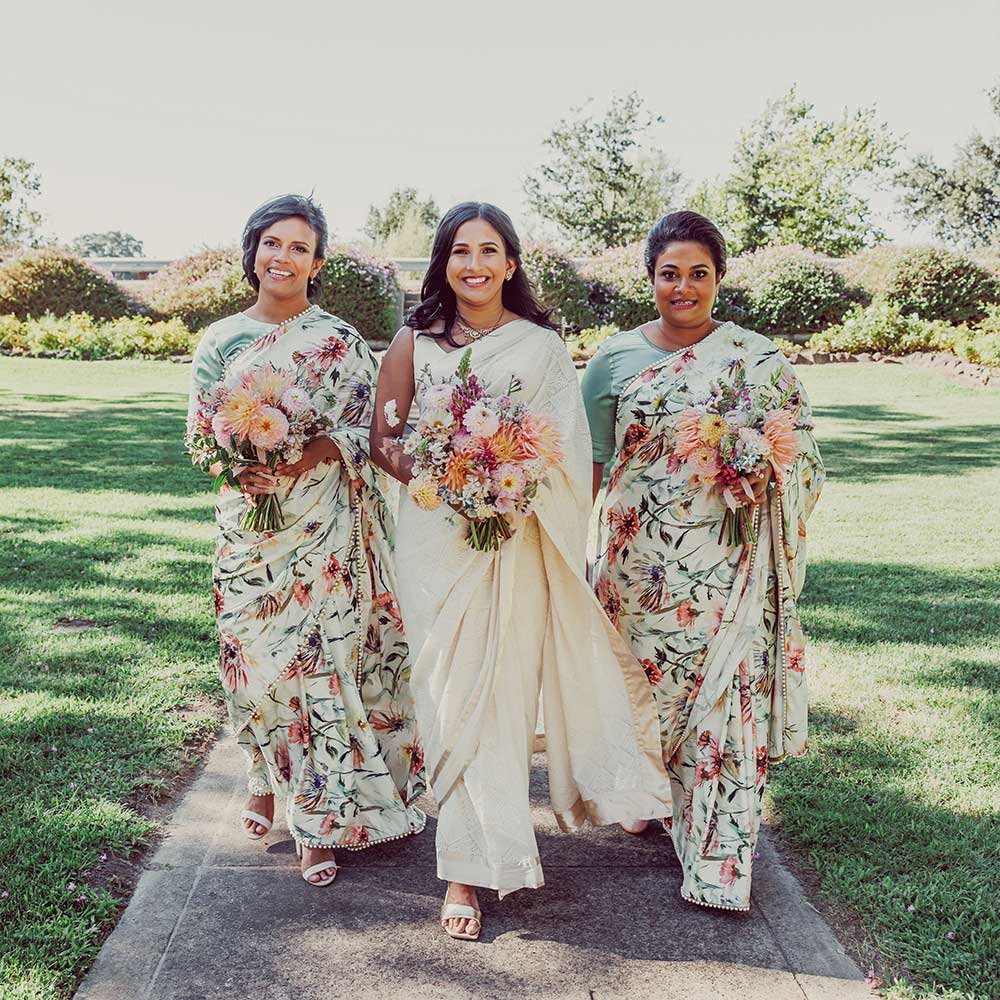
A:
422,384,452,408
383,398,401,428
723,408,749,428
280,386,310,414
423,407,455,431
463,402,500,438
738,426,770,457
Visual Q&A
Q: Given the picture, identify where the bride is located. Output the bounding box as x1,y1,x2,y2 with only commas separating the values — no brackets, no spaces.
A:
369,202,672,941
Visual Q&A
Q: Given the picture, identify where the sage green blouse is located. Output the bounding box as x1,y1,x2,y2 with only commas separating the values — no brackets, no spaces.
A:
580,328,671,464
186,312,271,421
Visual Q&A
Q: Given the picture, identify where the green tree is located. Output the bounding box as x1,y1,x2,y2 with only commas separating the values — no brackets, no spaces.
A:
523,91,683,253
365,187,439,246
898,82,1000,249
0,157,43,248
692,88,900,256
70,230,144,257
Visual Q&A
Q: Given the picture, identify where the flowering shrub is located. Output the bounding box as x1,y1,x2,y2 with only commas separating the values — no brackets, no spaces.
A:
0,248,136,320
805,297,1000,365
520,242,596,332
144,247,253,330
146,245,400,341
566,324,618,360
582,243,656,329
0,312,196,359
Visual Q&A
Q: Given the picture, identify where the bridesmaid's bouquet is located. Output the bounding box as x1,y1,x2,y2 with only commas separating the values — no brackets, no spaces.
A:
670,361,806,546
402,348,563,551
186,364,331,532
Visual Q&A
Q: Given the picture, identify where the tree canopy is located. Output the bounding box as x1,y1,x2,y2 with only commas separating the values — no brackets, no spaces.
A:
898,82,1000,249
0,157,43,249
70,230,145,257
523,92,683,253
691,88,900,257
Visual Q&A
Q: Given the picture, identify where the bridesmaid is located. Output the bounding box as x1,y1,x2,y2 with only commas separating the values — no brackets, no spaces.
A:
582,210,825,910
370,202,672,941
187,194,425,886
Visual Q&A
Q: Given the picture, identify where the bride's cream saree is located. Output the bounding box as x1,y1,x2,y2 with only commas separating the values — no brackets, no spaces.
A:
394,320,672,895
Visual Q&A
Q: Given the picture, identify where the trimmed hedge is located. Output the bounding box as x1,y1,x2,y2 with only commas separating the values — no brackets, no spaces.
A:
521,243,596,331
315,249,399,343
725,245,855,337
0,312,196,359
882,246,998,324
145,245,400,341
0,248,136,320
838,245,1000,324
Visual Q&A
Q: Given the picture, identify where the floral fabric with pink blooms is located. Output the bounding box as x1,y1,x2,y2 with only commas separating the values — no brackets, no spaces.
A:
187,309,426,849
591,322,824,909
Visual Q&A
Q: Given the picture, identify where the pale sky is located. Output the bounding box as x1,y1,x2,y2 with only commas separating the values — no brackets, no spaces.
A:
3,0,998,257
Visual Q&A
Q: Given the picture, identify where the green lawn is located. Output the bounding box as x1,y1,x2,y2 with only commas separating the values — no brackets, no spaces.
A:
0,359,219,1000
0,358,997,1000
769,365,1000,1000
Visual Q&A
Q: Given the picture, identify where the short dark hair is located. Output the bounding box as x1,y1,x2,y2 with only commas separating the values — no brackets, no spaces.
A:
645,210,727,280
241,194,329,298
407,201,555,343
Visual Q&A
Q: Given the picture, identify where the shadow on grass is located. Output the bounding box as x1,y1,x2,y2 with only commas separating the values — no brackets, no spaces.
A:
771,707,1000,998
803,560,999,646
818,422,1000,482
2,403,200,497
812,402,933,424
0,523,215,700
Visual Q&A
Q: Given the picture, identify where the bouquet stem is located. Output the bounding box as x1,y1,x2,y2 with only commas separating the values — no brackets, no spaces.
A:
241,492,284,533
467,514,514,551
720,506,758,548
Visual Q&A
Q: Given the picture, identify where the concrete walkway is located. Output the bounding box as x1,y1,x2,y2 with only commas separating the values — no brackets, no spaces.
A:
75,731,869,1000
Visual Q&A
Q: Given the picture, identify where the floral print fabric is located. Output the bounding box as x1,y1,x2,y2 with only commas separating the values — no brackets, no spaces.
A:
592,323,824,909
195,310,426,849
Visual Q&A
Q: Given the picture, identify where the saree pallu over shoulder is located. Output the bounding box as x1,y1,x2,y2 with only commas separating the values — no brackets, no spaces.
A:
595,322,824,908
209,309,425,849
397,322,672,894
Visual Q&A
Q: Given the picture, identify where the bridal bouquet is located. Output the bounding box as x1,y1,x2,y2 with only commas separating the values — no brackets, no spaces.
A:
402,348,563,551
185,364,331,532
670,361,806,546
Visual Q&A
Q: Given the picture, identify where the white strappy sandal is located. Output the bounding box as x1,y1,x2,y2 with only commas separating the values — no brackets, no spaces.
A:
440,901,482,941
295,842,339,888
239,809,273,840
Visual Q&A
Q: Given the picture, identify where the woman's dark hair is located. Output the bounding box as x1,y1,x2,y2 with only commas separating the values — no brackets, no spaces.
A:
241,194,329,299
645,210,727,280
407,201,555,343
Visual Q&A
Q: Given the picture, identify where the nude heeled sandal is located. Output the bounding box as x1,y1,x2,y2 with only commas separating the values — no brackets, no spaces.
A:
295,841,339,888
239,809,273,840
440,902,482,941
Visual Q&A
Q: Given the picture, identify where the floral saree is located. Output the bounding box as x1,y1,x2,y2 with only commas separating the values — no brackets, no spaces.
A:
593,323,824,909
190,308,425,849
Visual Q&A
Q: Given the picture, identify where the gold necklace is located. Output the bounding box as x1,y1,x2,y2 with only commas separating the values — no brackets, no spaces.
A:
454,310,504,342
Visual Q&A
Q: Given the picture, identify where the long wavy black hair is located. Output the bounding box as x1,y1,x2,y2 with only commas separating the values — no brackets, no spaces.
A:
406,201,554,344
241,193,329,299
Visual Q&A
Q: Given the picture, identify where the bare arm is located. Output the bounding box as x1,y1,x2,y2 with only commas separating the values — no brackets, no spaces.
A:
369,326,418,485
592,462,605,503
